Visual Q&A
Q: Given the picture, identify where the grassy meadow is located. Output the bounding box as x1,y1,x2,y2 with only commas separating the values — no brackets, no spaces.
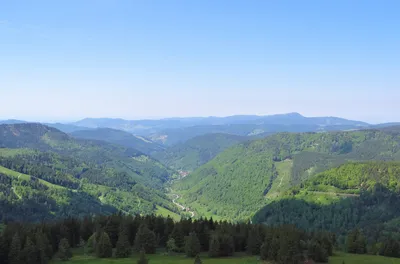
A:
52,252,400,264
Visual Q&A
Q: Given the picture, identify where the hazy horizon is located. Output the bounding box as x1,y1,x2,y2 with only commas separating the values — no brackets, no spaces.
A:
0,111,397,125
1,1,399,124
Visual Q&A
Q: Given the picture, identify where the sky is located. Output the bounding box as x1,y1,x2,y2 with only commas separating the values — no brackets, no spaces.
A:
0,0,399,123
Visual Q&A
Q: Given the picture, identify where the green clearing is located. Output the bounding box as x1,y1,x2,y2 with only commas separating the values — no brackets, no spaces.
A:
51,252,400,264
155,205,181,221
0,148,35,157
329,252,400,264
0,165,31,180
52,254,258,264
266,159,293,199
0,165,65,189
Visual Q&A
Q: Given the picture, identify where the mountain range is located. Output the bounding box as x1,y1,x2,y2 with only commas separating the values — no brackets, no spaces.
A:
2,114,400,249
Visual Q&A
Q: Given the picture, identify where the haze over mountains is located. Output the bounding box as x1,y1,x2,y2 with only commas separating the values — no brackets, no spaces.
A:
1,113,400,246
2,110,400,263
0,112,372,144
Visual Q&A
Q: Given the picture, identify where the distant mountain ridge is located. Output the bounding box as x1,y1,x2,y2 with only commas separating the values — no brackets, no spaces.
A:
0,114,390,146
70,128,164,155
66,113,370,145
71,113,369,133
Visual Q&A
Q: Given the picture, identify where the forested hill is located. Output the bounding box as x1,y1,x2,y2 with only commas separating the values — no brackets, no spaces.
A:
0,123,178,222
174,129,400,221
70,128,164,155
253,162,400,248
152,133,247,172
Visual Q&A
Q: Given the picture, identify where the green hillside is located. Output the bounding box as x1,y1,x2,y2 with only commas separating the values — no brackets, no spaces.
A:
174,129,400,221
153,133,246,172
70,128,164,155
253,162,400,247
0,123,179,221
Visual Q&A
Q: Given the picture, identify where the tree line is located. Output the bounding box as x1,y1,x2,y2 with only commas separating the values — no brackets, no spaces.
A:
0,213,336,263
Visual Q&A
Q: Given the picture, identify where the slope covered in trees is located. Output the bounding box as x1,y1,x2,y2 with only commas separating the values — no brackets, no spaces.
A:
0,123,178,221
70,128,164,155
152,133,247,172
175,129,400,221
253,162,400,251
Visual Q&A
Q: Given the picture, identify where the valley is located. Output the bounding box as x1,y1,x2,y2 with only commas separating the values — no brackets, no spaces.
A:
1,117,400,263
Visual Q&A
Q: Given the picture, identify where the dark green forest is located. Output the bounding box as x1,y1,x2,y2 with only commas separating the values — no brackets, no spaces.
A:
0,213,338,263
253,162,400,253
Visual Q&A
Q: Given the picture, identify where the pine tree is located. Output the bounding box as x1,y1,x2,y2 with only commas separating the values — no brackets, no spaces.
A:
246,227,262,255
185,232,201,257
166,238,178,254
58,238,72,261
115,225,131,258
308,240,328,263
346,229,358,254
96,232,113,258
169,224,185,252
8,233,21,264
86,233,96,254
355,232,366,254
134,224,157,254
35,232,51,264
194,254,202,264
137,248,148,264
22,237,37,264
0,235,8,264
208,235,220,258
269,236,280,261
218,232,234,257
260,241,269,260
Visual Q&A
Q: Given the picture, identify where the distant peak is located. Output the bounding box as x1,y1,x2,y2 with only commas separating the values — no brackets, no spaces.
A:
285,112,303,117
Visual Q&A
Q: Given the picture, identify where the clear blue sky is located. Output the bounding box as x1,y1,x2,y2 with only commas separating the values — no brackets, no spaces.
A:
1,0,399,123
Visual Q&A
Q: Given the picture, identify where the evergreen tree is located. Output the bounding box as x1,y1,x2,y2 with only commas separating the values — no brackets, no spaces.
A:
260,242,269,261
208,235,220,258
169,224,185,252
137,248,148,264
246,227,262,255
185,232,201,257
346,229,358,254
95,232,113,258
115,225,131,258
218,233,234,257
58,238,72,261
194,255,202,264
8,233,21,264
278,230,301,264
85,233,96,254
0,235,8,264
355,233,367,254
22,237,37,264
35,232,51,264
166,238,178,254
80,217,93,242
134,224,157,254
308,240,328,263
